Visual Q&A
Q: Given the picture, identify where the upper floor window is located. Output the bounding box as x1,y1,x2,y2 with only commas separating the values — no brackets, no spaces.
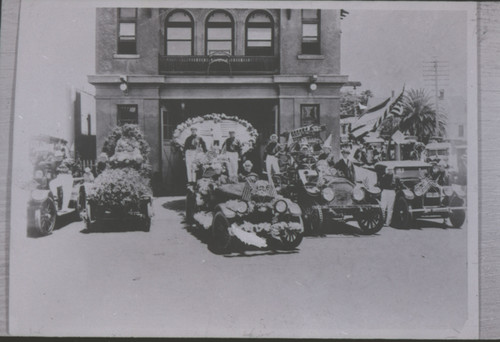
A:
245,11,274,56
301,9,320,55
166,10,194,56
206,10,234,55
117,104,138,125
118,8,137,54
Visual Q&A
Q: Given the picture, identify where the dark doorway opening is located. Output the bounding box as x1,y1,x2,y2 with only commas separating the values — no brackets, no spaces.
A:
160,99,277,196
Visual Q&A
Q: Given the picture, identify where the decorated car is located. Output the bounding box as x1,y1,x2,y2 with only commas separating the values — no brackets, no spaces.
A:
27,135,87,236
374,160,466,228
278,125,385,236
186,172,304,254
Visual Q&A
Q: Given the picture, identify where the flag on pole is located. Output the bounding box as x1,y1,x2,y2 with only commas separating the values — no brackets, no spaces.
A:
323,133,333,148
287,132,293,149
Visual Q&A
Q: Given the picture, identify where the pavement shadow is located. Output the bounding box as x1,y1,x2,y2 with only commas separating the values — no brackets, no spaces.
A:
27,213,80,238
79,220,149,234
162,199,185,213
395,218,461,230
304,221,381,238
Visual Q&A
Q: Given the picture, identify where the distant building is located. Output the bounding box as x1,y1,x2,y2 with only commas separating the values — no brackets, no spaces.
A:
89,8,353,195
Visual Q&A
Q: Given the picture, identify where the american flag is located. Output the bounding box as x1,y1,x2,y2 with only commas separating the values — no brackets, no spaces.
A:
371,86,406,132
241,178,254,201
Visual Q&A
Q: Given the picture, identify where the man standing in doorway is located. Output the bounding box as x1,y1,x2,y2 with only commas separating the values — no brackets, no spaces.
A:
264,134,281,184
184,127,207,184
379,167,397,227
222,130,241,180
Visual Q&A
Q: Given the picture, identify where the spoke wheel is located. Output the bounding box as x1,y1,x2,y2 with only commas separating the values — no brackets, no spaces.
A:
309,207,324,235
35,198,56,236
208,212,232,255
280,220,304,250
393,196,411,229
449,197,466,228
356,207,384,235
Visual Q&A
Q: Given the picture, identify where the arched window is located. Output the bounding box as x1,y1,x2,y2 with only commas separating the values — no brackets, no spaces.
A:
206,10,234,55
165,10,194,56
246,11,274,56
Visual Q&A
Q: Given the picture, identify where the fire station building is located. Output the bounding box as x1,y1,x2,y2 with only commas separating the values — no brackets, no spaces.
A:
88,8,354,195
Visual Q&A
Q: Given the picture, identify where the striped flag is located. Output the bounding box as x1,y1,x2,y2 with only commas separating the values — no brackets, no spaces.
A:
371,86,406,132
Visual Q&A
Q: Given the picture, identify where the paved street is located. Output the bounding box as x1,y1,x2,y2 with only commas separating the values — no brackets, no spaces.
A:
10,196,469,338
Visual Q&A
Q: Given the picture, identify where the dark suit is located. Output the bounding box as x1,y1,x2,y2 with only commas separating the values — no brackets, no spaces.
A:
335,158,355,183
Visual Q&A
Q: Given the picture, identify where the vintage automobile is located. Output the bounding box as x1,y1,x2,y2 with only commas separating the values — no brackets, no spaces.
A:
27,158,87,236
278,126,385,235
186,169,304,254
374,161,467,228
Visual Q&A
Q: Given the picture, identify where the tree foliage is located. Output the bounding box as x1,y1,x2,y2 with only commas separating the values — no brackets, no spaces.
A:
340,90,373,117
398,88,446,144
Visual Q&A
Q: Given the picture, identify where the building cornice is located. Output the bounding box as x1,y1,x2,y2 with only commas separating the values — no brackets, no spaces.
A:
88,74,352,85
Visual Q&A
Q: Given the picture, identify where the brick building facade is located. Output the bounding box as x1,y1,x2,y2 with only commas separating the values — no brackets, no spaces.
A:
89,8,353,195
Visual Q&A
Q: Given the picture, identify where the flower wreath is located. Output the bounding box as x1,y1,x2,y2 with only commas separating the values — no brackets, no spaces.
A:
172,113,259,154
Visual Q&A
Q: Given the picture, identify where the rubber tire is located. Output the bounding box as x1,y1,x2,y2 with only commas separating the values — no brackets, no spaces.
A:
74,188,86,222
392,196,411,229
35,198,57,236
185,191,196,223
208,212,232,255
309,207,324,235
356,207,384,235
280,221,304,250
449,197,466,228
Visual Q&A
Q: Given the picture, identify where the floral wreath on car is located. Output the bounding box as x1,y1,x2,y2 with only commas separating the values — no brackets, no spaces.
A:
172,113,259,154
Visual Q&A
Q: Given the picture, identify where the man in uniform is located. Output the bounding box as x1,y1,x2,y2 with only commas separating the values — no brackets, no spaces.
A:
263,134,281,183
184,127,207,184
335,148,356,183
221,130,241,179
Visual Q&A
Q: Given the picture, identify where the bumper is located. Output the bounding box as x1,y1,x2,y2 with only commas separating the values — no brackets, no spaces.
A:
410,206,467,214
314,204,381,220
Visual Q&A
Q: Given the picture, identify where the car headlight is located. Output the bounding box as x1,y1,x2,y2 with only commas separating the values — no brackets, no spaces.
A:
236,201,248,214
414,187,424,197
321,188,335,202
353,187,365,201
443,187,454,197
274,200,288,213
31,190,47,202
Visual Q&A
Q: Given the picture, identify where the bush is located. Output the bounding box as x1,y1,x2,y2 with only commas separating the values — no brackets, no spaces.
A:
88,168,151,213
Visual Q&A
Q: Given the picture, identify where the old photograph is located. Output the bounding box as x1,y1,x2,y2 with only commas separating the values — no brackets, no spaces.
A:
8,0,478,338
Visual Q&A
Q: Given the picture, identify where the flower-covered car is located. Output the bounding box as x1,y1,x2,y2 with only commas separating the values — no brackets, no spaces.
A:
186,173,304,254
27,157,87,236
277,126,384,235
374,161,466,228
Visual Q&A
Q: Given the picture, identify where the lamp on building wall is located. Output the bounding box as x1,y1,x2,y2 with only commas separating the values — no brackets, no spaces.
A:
309,74,318,92
120,76,128,96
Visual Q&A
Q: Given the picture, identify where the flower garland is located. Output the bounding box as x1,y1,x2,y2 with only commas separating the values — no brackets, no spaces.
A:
230,221,304,246
193,211,213,229
173,113,258,154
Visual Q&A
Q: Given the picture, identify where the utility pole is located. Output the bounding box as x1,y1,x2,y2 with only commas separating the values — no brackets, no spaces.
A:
422,58,449,137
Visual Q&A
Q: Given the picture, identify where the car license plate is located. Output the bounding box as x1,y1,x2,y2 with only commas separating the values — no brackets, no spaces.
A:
426,192,439,198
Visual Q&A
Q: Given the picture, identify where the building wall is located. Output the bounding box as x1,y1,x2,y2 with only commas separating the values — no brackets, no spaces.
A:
280,9,341,75
96,8,159,75
158,8,280,57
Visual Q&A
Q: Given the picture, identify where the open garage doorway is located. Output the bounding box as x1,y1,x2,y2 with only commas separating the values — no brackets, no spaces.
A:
160,99,278,196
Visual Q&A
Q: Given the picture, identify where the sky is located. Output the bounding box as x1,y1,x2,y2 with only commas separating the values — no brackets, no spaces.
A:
12,0,471,183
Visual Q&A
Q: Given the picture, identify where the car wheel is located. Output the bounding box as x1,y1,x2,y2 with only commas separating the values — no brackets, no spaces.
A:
185,190,196,223
208,212,232,255
392,196,411,229
309,207,324,235
35,198,56,236
74,188,86,222
356,207,384,235
449,197,466,228
280,219,304,250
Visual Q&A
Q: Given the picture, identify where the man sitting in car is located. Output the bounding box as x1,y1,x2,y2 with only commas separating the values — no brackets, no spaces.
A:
335,148,356,183
238,160,255,181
